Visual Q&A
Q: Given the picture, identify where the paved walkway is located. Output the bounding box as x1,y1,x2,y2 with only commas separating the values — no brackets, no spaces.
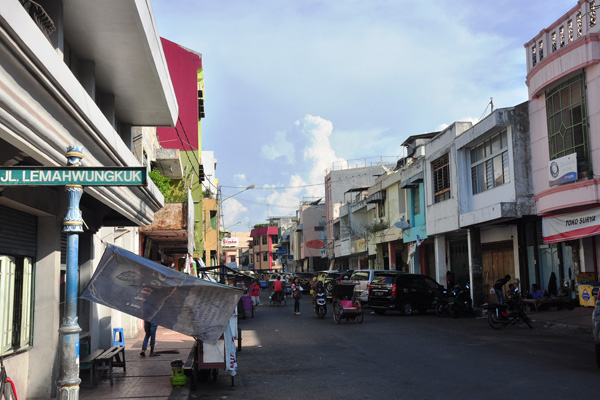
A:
77,305,595,400
527,304,594,332
79,326,195,400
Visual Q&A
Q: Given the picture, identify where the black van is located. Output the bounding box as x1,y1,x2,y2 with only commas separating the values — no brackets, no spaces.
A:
367,272,446,315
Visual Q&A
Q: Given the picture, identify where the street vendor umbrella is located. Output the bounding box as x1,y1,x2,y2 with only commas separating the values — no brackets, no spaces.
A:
80,244,242,344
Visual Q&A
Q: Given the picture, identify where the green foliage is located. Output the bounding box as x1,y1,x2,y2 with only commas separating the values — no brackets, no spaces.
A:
149,168,187,202
253,222,278,228
366,220,390,233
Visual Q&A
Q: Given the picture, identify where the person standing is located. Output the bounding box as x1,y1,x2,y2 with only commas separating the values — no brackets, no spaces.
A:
140,320,159,357
493,275,511,305
272,275,284,303
292,277,303,315
250,280,261,312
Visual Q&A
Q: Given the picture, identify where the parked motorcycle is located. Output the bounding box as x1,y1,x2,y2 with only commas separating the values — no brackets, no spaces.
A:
314,291,327,319
447,283,474,318
434,284,473,318
484,288,533,330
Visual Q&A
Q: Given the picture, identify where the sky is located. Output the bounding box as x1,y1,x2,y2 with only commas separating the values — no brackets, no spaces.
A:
151,0,575,229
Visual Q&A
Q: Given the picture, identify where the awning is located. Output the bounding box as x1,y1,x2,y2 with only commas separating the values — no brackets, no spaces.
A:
80,244,242,344
542,206,600,244
399,171,424,188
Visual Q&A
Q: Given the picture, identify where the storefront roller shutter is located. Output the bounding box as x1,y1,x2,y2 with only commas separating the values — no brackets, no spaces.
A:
0,205,37,257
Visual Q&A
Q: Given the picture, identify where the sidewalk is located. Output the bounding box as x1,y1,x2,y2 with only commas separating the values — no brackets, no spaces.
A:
79,326,196,400
527,304,594,332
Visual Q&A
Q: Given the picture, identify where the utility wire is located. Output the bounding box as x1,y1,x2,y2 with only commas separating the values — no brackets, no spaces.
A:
221,183,324,189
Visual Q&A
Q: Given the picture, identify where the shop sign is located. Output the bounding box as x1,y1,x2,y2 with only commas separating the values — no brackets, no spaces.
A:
222,237,239,247
548,153,577,186
0,166,147,186
306,240,324,249
542,206,600,243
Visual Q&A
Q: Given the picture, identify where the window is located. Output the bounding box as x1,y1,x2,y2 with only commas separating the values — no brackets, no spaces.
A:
432,153,450,203
255,254,260,263
545,73,589,175
210,210,217,230
470,130,510,194
263,252,268,262
1,256,33,356
253,237,259,246
262,236,267,245
412,186,421,215
229,255,236,263
314,226,325,232
271,235,278,245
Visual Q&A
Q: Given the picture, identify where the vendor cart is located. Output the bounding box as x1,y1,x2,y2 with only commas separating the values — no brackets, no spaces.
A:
331,283,364,324
191,311,238,388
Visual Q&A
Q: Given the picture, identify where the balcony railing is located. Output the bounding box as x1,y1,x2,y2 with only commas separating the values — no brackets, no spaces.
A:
20,0,56,40
526,1,598,73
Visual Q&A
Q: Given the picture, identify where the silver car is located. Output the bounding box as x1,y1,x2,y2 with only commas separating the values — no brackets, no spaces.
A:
351,269,383,304
593,296,600,367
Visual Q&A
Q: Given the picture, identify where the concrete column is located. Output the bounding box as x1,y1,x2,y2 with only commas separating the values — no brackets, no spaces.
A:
468,228,484,306
388,242,396,270
434,235,447,286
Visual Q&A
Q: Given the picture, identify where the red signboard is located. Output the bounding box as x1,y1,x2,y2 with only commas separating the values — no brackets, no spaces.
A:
306,240,324,249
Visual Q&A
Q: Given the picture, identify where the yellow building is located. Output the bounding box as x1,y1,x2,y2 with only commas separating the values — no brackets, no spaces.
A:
202,197,219,266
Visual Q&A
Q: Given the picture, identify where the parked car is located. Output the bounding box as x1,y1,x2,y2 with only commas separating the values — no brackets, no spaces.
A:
316,270,354,295
368,272,446,315
295,272,315,293
351,269,383,304
316,270,338,287
593,296,600,367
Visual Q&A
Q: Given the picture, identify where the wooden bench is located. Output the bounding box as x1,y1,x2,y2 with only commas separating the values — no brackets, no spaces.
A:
94,345,126,385
523,297,572,312
184,342,198,391
80,349,105,388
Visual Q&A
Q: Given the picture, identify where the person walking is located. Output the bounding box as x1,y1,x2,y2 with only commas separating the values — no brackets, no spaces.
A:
272,275,284,304
140,320,159,357
292,277,303,315
250,280,261,312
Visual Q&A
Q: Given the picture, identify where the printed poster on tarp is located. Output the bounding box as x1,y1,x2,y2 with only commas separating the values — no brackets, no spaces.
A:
80,244,242,344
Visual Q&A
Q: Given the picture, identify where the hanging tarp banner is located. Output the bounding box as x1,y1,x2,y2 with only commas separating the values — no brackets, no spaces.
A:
80,244,242,344
542,207,600,243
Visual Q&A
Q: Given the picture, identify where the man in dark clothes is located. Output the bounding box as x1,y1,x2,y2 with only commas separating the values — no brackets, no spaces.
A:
493,275,511,304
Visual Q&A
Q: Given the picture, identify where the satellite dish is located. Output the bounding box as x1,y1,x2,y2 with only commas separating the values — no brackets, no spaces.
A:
394,221,410,229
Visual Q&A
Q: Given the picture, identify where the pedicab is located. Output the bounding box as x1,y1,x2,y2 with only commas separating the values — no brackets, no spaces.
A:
331,283,364,324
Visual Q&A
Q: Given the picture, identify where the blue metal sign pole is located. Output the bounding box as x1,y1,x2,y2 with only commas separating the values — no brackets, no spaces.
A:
57,146,85,399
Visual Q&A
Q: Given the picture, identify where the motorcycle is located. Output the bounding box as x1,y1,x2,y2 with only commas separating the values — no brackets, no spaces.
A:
484,288,532,330
314,291,327,319
447,283,474,318
434,284,473,318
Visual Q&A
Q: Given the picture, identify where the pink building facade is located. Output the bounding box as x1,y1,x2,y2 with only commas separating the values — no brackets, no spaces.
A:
525,0,600,286
250,226,279,271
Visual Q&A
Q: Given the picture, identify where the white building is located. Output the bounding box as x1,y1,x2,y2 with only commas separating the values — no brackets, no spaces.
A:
0,1,177,397
424,104,535,304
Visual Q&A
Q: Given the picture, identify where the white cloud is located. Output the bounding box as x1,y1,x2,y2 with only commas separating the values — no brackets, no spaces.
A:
222,198,248,228
261,130,296,163
233,173,246,181
297,115,345,196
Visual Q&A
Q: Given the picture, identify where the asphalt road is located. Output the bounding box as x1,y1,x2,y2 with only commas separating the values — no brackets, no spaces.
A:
190,293,599,400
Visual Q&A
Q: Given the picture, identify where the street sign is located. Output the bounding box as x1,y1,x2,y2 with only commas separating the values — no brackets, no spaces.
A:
0,166,147,186
275,248,288,256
